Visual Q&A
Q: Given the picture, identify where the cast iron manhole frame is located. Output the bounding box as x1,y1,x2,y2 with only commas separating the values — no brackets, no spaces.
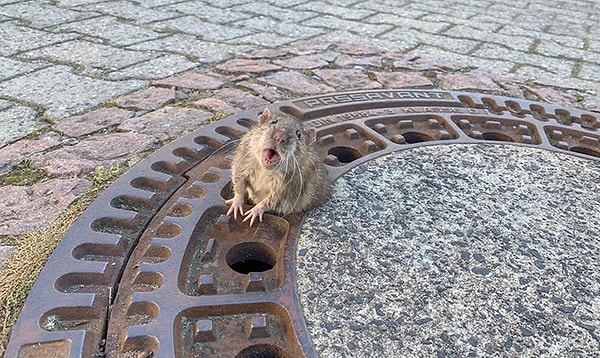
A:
6,89,600,357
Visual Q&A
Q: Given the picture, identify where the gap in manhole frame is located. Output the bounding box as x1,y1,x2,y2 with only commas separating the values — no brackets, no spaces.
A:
6,89,600,358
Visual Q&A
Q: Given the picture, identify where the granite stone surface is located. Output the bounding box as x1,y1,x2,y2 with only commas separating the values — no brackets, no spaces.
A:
298,144,600,357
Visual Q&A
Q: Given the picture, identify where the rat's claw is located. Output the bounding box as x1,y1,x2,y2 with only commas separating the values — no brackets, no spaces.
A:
226,197,244,220
243,205,265,226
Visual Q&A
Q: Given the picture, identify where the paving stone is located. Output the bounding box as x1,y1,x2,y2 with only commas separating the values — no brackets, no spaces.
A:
80,0,181,24
151,15,252,41
0,178,92,236
313,69,382,90
446,25,535,53
161,2,251,23
0,66,146,120
235,17,324,39
216,58,281,73
53,107,135,137
294,1,374,20
114,87,178,110
371,71,434,88
0,57,48,81
0,138,60,176
369,13,452,33
194,88,270,110
31,133,157,175
0,105,45,148
153,72,228,90
127,34,252,63
21,40,156,76
273,55,329,69
118,107,212,142
334,54,383,68
303,15,393,37
437,72,502,92
335,43,381,56
525,87,578,107
315,30,413,53
258,70,335,95
226,32,296,48
107,54,199,81
236,80,289,102
382,29,481,55
232,2,316,22
0,22,78,56
283,40,333,55
52,16,166,46
193,98,237,114
410,45,516,75
0,2,96,28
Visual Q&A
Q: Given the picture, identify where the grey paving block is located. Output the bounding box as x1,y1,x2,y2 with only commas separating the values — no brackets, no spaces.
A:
0,22,79,56
231,2,317,22
79,0,181,24
473,44,576,77
0,66,146,120
151,15,252,41
127,34,253,63
236,17,324,38
20,39,157,76
303,15,393,37
294,1,375,20
226,32,296,48
106,54,199,80
367,13,451,33
0,2,97,28
0,105,45,148
0,57,49,81
52,16,167,46
381,29,480,55
161,2,252,23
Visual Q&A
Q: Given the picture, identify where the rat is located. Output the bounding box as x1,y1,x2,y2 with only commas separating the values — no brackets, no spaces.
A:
226,108,331,226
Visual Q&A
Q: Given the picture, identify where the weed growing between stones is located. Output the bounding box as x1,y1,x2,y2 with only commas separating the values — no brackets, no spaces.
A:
0,164,129,356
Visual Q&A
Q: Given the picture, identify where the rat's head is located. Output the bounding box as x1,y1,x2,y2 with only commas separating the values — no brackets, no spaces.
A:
255,108,316,171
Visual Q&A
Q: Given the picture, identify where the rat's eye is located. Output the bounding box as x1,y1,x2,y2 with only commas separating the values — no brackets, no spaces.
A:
296,129,301,139
269,120,278,125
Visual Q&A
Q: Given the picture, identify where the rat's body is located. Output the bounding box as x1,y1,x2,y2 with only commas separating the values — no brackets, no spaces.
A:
226,108,330,225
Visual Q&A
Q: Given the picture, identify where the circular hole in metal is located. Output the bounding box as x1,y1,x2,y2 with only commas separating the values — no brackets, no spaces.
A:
482,132,514,142
226,242,276,274
402,131,434,144
570,146,600,158
327,146,362,163
234,344,288,358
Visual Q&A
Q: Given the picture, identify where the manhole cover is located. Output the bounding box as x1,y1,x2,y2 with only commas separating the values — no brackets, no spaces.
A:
6,90,600,357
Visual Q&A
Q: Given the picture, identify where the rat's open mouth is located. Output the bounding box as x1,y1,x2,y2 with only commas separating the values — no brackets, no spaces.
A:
262,149,281,168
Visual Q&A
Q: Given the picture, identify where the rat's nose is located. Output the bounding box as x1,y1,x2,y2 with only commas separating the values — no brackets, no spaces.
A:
274,129,288,144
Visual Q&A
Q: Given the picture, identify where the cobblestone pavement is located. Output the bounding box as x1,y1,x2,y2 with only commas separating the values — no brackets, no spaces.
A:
1,0,600,355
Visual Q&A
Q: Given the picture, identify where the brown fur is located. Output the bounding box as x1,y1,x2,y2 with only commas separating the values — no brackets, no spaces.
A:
226,108,330,225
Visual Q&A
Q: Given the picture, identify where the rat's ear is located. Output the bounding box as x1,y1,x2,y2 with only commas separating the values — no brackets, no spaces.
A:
305,127,317,145
258,108,272,124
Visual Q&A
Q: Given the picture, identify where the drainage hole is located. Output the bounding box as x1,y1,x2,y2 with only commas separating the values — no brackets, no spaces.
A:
327,146,362,163
570,146,600,158
402,131,434,144
235,344,289,358
482,132,514,142
226,242,276,274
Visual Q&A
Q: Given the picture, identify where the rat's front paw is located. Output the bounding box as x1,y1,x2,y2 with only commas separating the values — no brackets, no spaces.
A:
243,205,265,227
226,195,245,220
